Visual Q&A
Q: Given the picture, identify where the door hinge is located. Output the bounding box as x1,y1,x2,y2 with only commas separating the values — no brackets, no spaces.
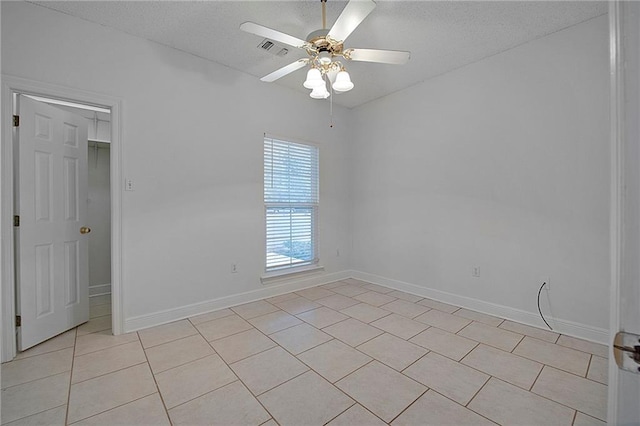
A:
15,315,21,327
12,115,19,127
13,215,19,227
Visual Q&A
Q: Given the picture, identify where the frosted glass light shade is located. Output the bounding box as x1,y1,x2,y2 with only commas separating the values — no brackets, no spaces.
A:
303,68,324,89
332,70,354,92
310,82,330,99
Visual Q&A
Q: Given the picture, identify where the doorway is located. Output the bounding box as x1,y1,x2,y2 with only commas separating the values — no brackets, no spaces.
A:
1,76,124,361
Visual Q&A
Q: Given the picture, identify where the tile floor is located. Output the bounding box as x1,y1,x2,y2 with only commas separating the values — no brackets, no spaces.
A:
1,279,609,425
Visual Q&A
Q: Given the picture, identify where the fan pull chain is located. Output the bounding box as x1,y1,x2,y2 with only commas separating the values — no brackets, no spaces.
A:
329,78,334,128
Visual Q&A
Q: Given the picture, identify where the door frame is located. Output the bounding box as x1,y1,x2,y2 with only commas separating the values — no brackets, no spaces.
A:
1,75,124,361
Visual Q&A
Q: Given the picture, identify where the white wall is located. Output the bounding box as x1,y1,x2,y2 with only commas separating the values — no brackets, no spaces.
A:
88,143,112,295
2,1,352,327
350,16,610,334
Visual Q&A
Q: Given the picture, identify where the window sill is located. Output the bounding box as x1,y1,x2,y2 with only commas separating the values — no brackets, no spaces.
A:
261,265,325,284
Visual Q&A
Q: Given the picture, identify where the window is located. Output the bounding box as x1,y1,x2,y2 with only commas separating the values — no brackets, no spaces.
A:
264,136,319,272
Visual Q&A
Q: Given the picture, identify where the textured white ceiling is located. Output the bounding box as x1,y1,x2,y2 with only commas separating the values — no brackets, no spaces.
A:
30,1,607,108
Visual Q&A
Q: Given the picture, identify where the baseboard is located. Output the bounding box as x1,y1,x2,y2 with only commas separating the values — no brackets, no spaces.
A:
124,270,351,333
89,283,111,296
350,270,609,345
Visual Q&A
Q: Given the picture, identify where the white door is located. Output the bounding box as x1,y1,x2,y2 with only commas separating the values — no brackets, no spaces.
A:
16,95,89,350
609,1,640,424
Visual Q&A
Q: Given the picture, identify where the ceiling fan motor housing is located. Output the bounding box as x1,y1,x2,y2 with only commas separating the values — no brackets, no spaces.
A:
306,29,344,57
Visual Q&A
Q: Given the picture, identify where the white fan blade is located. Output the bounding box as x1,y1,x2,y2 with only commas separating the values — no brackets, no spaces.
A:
260,59,309,82
346,48,410,65
327,0,376,43
240,22,307,48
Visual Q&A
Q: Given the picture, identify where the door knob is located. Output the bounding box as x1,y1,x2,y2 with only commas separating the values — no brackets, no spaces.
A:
80,227,91,234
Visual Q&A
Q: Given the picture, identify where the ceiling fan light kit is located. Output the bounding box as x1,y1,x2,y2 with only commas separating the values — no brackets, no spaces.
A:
240,0,410,100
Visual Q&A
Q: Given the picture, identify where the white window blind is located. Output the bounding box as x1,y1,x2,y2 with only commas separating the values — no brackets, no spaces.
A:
264,136,319,272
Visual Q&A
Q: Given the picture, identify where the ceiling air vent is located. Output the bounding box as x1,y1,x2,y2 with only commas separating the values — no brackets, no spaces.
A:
257,39,290,57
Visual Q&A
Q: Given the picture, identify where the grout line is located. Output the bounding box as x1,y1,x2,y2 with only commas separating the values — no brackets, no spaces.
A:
387,387,429,424
427,387,497,425
70,360,148,386
321,401,358,425
571,408,579,425
510,333,527,353
136,331,173,425
64,328,78,426
5,404,67,425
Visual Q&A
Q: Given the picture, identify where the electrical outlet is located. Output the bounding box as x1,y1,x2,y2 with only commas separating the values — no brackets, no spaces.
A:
231,264,238,273
472,266,480,278
540,276,550,290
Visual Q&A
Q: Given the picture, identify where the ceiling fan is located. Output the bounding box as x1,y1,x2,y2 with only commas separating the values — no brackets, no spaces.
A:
240,0,410,99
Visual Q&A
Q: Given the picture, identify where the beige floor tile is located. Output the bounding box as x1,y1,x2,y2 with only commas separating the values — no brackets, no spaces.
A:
409,327,477,361
2,348,72,388
458,321,523,352
342,278,369,286
358,333,427,371
370,314,428,340
414,310,471,333
74,330,139,356
354,291,396,307
72,340,147,384
249,310,303,334
499,320,559,343
462,344,543,389
188,308,234,325
557,335,609,358
90,303,111,319
195,314,254,341
454,308,504,326
587,355,608,385
298,339,372,383
14,329,76,360
145,334,215,373
323,318,384,347
296,306,349,328
210,328,276,364
339,303,391,323
573,412,607,426
169,381,270,426
416,298,460,313
67,364,156,423
317,294,361,310
155,354,236,408
380,299,430,319
1,372,70,424
327,404,386,426
387,290,423,303
230,347,308,395
273,296,321,315
77,315,112,336
138,319,197,348
266,292,299,303
361,283,394,294
270,323,333,355
259,371,354,426
336,361,426,423
513,336,591,376
231,300,280,319
392,390,495,426
3,405,66,426
295,286,337,300
469,377,574,426
404,352,488,405
260,419,278,426
331,284,370,298
74,393,170,426
532,366,607,421
322,281,350,289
